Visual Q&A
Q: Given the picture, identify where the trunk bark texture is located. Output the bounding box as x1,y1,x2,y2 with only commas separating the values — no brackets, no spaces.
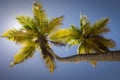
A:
47,47,120,62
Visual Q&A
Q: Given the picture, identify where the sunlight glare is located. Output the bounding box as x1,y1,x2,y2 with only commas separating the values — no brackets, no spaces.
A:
11,21,22,30
23,30,26,33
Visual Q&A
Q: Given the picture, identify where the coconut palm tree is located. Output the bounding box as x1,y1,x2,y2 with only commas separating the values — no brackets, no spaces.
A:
51,15,115,53
1,2,120,73
50,15,117,66
1,2,64,72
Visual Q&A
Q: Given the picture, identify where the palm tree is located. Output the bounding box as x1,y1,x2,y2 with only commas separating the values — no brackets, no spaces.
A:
50,15,119,66
51,15,115,53
1,2,120,73
1,2,64,72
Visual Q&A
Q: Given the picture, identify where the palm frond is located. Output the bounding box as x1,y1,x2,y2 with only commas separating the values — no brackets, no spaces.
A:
92,18,110,35
44,55,56,72
70,25,81,39
94,35,116,48
44,16,64,35
77,43,86,54
67,39,80,46
50,41,66,46
2,28,38,44
40,45,55,73
10,42,36,67
50,29,72,42
16,16,36,30
70,25,80,32
77,41,92,54
86,38,110,53
32,2,48,33
80,16,92,37
80,15,90,30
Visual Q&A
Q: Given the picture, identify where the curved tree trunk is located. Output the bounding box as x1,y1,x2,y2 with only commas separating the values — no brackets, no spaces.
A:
47,47,120,62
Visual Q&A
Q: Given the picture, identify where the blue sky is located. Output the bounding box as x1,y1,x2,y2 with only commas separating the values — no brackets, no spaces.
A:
0,0,120,80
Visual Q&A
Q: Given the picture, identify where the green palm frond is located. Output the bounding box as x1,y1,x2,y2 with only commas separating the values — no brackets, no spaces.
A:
70,25,81,39
44,16,64,35
77,43,86,54
67,39,80,46
80,24,91,37
16,16,36,30
50,29,72,42
80,15,88,27
80,15,92,37
2,28,38,44
92,18,110,35
10,42,36,67
32,2,48,34
80,15,90,29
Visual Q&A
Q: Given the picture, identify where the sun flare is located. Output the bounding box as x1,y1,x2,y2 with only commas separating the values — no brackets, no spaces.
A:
11,20,22,30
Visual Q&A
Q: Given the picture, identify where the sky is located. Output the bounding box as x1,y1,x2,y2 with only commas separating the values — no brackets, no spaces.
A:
0,0,120,80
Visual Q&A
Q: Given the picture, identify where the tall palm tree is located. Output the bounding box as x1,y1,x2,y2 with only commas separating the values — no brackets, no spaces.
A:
2,2,64,72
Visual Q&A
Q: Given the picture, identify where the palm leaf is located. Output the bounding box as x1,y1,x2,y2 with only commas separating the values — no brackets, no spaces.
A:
10,42,36,67
44,16,64,35
80,15,88,27
92,18,110,35
77,41,92,54
67,39,80,46
77,43,86,54
16,16,36,30
44,55,56,72
50,29,72,42
50,41,66,46
86,38,110,53
70,25,81,39
94,35,116,48
79,16,92,38
80,15,90,30
2,28,38,44
40,45,55,73
32,2,48,33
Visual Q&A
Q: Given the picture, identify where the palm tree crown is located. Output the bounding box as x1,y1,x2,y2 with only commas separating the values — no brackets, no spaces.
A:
2,2,63,72
51,15,115,54
50,15,115,66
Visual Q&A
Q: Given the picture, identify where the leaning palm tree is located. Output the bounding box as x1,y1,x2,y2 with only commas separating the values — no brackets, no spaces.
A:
50,15,116,66
2,2,64,72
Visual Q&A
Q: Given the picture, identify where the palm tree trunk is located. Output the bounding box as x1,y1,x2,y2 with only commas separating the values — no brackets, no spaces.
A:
47,47,120,62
